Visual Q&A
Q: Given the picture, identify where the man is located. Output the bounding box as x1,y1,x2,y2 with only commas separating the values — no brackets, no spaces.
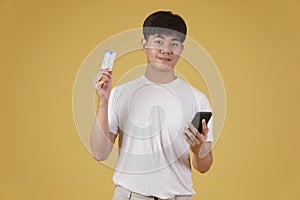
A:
91,11,214,200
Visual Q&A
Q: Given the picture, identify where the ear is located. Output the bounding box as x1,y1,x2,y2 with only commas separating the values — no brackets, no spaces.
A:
141,38,147,52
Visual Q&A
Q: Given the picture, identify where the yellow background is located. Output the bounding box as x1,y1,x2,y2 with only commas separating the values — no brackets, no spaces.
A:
1,0,299,199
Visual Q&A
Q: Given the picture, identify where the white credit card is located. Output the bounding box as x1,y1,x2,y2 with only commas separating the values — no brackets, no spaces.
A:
101,50,117,70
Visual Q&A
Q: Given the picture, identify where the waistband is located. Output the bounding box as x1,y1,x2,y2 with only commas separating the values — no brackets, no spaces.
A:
115,185,192,200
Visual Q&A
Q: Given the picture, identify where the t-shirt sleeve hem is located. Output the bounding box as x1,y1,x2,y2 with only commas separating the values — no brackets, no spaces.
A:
109,129,118,135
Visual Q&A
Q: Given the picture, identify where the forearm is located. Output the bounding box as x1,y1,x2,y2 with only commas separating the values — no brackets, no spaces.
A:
192,142,213,173
90,101,114,161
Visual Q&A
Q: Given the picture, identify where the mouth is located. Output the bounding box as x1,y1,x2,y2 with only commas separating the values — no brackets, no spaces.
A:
157,57,172,62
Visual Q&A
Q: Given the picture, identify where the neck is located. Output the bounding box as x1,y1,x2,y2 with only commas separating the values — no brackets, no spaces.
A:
145,64,177,84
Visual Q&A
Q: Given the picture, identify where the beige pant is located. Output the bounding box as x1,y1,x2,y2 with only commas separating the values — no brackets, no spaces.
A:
112,185,192,200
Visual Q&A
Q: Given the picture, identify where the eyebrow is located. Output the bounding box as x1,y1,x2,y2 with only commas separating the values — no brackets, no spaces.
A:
154,35,181,42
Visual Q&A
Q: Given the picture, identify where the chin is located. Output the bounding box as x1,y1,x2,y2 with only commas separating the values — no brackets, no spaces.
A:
151,63,175,72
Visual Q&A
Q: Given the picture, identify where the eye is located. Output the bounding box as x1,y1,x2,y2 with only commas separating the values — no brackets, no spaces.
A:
171,42,179,47
154,40,163,45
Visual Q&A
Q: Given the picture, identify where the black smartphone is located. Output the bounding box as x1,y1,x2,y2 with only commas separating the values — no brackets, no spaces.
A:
190,112,212,134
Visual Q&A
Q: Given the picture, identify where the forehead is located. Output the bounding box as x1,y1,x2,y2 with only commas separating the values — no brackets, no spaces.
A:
150,34,181,41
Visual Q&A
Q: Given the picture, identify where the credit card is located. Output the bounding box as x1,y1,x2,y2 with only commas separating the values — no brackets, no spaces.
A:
101,50,117,70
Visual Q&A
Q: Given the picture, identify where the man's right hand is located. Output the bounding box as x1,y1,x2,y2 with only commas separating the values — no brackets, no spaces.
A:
92,69,113,102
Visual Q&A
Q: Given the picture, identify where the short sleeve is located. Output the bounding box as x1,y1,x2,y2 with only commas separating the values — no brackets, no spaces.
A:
108,88,119,135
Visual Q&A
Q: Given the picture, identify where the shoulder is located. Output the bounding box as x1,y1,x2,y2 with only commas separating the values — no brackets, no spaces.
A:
111,76,144,98
178,78,206,99
191,86,206,100
178,78,211,108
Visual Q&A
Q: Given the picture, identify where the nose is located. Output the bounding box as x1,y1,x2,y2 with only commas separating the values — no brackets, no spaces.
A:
159,48,173,55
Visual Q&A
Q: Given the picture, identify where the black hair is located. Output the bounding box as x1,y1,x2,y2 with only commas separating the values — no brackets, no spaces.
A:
143,11,187,42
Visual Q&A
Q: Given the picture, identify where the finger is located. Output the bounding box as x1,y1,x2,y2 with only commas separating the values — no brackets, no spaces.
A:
183,133,193,145
93,69,111,82
96,69,105,77
105,73,113,84
196,132,206,144
103,68,112,72
102,70,112,77
100,74,110,82
97,76,111,88
96,79,106,89
94,76,108,89
93,70,105,87
188,123,200,139
185,126,196,141
102,82,107,88
201,119,209,136
93,75,102,88
183,127,196,144
191,136,200,146
184,127,201,147
93,69,112,89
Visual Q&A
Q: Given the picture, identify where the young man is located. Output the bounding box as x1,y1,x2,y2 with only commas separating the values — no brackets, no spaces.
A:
91,11,214,200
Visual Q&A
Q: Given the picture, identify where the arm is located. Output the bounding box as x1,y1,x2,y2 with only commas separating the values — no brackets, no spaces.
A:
183,119,213,173
90,69,117,161
192,142,213,173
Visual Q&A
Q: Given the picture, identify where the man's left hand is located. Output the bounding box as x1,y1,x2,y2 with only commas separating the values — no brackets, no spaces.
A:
182,119,209,156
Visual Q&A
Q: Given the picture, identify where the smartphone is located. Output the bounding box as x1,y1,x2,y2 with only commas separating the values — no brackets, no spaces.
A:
190,111,212,134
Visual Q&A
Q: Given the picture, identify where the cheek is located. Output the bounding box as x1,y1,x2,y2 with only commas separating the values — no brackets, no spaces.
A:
172,55,180,63
146,52,155,63
148,49,158,58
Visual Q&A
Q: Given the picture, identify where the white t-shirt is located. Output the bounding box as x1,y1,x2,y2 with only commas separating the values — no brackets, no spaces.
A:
108,75,214,199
